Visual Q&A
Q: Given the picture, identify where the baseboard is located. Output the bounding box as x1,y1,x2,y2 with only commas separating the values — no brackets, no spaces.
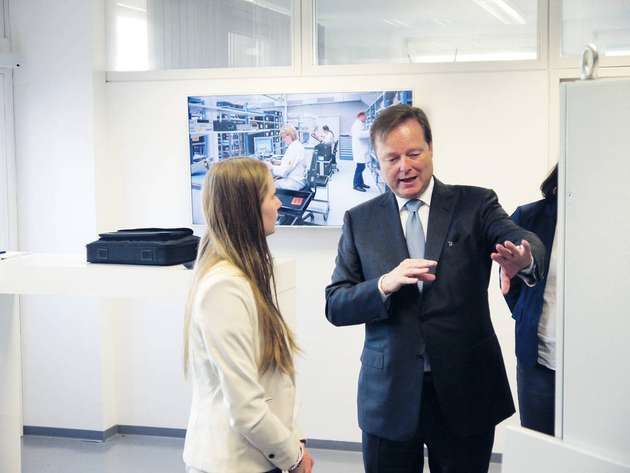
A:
22,425,185,442
22,426,116,442
117,425,186,438
307,438,361,451
22,425,502,463
307,439,502,463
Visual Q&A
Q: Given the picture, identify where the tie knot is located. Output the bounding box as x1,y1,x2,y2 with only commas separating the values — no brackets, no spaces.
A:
405,199,423,213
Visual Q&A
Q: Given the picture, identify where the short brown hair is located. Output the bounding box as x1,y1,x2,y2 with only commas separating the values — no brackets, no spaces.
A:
370,104,432,148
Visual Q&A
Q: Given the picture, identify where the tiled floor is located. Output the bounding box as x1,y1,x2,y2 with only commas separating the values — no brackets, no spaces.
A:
22,435,502,472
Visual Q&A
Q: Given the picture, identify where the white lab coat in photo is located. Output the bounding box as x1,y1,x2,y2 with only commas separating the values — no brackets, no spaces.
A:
350,118,370,164
321,130,334,145
272,140,307,190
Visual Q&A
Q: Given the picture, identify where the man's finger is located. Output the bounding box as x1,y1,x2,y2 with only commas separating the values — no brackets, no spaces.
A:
504,240,520,253
400,267,422,277
501,270,511,295
418,273,437,282
400,276,419,285
490,253,508,265
496,246,515,259
407,258,438,267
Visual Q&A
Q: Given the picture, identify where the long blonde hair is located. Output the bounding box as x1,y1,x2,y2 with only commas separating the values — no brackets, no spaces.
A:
183,158,299,378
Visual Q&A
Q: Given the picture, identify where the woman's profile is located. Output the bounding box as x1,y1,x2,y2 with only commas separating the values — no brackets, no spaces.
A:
183,158,314,473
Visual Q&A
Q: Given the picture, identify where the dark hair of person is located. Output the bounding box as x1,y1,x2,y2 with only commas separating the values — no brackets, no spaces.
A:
370,104,432,148
540,164,558,199
357,111,366,118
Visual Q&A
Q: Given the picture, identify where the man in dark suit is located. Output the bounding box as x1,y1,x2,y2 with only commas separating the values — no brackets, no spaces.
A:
325,105,545,473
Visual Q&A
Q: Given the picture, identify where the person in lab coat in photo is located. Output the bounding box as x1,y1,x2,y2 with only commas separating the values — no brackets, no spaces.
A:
269,125,307,190
312,125,335,146
350,111,370,192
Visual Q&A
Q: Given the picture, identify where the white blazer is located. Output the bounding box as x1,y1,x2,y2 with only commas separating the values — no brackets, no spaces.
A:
350,119,370,164
183,261,302,473
272,140,307,190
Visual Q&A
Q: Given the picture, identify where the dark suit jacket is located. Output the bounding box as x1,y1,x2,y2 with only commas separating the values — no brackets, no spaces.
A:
325,178,545,440
504,197,556,368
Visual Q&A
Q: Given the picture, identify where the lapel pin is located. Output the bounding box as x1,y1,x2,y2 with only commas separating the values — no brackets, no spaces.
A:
447,241,454,247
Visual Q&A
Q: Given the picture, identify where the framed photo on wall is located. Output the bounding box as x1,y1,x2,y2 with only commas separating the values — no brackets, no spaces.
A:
187,90,412,226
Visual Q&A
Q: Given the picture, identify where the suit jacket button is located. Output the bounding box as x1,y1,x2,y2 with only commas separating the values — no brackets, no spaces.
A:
268,453,275,459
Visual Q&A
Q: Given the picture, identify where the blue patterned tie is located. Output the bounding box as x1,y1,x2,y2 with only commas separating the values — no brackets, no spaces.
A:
405,199,430,371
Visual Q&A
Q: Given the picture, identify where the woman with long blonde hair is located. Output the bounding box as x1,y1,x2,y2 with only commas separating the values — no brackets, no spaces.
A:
183,158,313,473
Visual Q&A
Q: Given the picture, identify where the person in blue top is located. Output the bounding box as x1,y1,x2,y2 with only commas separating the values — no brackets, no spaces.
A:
502,164,558,436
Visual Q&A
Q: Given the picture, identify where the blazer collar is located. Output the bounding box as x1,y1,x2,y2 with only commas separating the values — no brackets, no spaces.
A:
423,178,456,289
377,191,409,265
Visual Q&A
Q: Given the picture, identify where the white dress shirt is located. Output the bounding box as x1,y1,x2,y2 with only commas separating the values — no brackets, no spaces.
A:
537,226,557,370
394,177,434,240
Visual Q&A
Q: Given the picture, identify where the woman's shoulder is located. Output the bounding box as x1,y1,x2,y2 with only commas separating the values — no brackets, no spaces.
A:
193,262,256,322
514,198,552,221
197,262,252,299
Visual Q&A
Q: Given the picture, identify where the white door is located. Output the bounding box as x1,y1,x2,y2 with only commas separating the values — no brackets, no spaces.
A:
560,78,630,465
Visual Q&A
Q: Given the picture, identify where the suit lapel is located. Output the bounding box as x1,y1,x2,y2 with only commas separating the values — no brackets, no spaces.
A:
423,178,457,290
376,192,409,269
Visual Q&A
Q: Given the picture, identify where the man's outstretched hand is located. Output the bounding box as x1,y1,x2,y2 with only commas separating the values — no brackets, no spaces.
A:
491,240,533,295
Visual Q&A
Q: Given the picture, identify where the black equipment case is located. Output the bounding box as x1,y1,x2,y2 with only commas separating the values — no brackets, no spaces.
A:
86,228,199,266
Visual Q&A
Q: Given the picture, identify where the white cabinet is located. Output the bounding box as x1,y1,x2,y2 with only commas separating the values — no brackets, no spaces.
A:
0,254,295,473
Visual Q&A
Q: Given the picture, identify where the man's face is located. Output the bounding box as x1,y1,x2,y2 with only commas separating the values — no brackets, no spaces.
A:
375,118,433,199
358,114,366,123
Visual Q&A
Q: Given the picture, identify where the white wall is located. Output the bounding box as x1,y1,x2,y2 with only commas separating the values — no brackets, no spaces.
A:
11,0,111,430
101,71,549,450
11,0,550,453
287,100,366,134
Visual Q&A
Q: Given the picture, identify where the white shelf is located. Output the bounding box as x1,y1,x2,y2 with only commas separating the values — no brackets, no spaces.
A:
0,253,295,298
188,104,268,117
191,129,279,137
216,128,280,134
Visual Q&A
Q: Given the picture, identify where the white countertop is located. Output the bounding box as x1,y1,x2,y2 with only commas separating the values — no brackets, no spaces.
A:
0,253,295,298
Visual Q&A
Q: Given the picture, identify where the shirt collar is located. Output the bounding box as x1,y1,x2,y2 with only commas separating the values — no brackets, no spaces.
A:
394,176,434,212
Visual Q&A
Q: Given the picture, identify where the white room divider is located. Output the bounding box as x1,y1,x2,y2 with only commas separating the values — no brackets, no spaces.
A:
503,78,630,473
